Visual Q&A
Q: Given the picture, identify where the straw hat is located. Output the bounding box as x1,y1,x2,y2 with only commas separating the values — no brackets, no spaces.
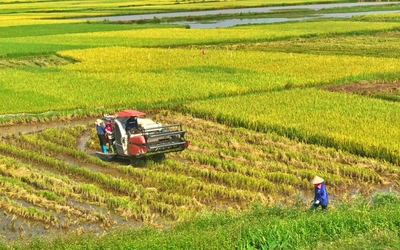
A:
311,176,324,184
95,119,103,125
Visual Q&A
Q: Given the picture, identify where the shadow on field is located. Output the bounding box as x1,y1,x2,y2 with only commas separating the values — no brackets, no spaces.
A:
93,152,166,167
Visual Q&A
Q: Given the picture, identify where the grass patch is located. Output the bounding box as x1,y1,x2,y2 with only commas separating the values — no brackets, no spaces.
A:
3,193,400,249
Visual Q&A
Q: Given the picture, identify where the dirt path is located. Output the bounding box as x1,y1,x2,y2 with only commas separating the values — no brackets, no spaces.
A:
322,81,400,95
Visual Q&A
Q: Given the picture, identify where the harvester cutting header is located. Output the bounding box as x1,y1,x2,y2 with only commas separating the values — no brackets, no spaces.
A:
98,110,189,161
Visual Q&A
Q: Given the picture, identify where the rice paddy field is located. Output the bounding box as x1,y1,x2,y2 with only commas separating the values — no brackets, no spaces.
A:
2,0,400,249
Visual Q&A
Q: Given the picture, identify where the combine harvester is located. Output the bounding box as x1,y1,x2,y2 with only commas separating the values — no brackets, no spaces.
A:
100,110,189,164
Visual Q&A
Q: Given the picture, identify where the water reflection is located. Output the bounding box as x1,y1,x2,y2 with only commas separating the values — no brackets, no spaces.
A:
79,2,400,28
169,10,400,28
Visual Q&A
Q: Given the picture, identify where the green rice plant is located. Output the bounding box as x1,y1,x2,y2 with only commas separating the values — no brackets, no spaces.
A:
371,191,400,207
37,190,63,203
3,193,400,249
0,180,75,219
0,142,147,199
13,131,232,210
0,155,74,197
0,158,122,222
266,172,304,186
16,133,108,166
74,184,107,204
39,126,87,149
0,141,207,220
0,196,54,223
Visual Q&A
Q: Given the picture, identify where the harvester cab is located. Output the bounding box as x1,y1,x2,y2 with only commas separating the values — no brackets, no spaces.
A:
104,110,189,160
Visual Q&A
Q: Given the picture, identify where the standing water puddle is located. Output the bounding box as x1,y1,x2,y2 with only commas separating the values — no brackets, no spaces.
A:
168,10,400,28
0,117,94,138
78,2,400,28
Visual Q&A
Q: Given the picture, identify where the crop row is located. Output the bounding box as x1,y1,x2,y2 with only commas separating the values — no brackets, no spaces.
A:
0,142,179,222
40,126,87,149
164,113,387,183
180,88,400,165
3,131,269,219
0,156,118,229
13,133,263,205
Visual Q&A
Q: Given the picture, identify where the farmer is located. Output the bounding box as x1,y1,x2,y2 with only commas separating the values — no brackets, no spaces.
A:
105,121,115,153
95,119,108,153
125,116,139,134
310,175,329,212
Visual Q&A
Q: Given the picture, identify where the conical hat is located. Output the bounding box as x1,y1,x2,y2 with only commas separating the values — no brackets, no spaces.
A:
95,119,103,125
311,176,324,184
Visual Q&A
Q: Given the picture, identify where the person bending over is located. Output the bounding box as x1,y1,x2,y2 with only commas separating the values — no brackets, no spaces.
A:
310,175,329,212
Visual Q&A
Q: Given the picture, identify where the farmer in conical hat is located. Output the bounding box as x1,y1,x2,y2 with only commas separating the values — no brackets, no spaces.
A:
95,119,108,153
310,176,329,212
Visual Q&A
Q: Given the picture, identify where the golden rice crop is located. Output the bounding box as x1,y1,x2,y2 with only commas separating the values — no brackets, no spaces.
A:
0,14,97,27
3,43,399,115
182,88,400,164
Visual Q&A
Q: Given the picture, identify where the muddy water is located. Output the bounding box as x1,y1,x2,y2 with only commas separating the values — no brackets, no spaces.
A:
0,197,137,241
80,2,400,22
170,10,400,28
56,153,127,177
0,209,48,241
0,117,94,138
76,129,92,152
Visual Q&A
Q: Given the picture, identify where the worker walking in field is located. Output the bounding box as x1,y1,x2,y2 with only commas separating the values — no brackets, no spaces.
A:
95,119,108,153
310,175,329,212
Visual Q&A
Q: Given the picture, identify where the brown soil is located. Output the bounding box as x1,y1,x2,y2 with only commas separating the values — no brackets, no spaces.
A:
0,55,71,69
322,81,400,95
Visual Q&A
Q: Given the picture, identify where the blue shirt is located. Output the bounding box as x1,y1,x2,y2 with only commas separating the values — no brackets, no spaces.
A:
96,124,106,135
314,183,329,206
